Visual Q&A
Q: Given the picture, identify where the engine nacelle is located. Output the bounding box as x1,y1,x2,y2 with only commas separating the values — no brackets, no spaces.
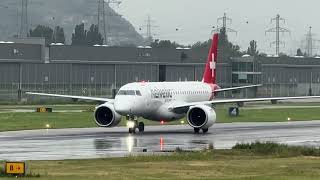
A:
187,105,216,129
94,103,122,127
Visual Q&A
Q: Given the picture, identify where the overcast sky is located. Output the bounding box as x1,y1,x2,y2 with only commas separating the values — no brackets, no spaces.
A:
117,0,320,55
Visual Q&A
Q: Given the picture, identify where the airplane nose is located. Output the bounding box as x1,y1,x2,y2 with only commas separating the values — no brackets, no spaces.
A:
114,100,132,115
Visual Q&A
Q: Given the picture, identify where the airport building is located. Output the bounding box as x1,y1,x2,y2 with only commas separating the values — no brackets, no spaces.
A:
1,39,320,101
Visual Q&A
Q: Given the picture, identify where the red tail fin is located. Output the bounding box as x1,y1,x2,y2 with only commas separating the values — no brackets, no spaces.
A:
202,33,219,84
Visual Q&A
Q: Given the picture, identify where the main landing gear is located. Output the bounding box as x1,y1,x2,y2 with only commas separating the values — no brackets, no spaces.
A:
194,128,209,134
127,116,144,134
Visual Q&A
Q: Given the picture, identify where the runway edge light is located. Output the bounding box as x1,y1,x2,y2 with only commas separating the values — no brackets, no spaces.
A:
5,162,26,176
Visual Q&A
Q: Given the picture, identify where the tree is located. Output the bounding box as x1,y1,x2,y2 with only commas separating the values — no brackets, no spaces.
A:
247,40,259,56
191,39,211,50
29,25,54,45
71,23,87,46
279,52,289,57
191,28,243,62
86,24,103,46
296,48,303,56
150,39,182,48
71,23,104,46
259,52,267,57
218,27,243,60
53,26,65,44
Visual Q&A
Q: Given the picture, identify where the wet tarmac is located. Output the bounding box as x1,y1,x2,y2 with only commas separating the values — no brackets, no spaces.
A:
1,121,320,161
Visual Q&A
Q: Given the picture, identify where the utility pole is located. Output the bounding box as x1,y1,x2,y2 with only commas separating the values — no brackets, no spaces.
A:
214,13,237,35
306,27,314,57
265,14,290,56
304,26,319,57
97,0,121,45
19,0,28,38
140,15,157,45
146,15,152,42
98,0,106,44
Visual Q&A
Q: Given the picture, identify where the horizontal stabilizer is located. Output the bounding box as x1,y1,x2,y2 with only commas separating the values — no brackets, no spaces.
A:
215,84,262,93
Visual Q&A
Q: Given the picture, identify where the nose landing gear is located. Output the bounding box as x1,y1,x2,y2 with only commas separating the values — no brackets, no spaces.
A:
127,116,145,134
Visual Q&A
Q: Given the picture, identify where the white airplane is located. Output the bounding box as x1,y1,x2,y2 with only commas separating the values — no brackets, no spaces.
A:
27,33,320,134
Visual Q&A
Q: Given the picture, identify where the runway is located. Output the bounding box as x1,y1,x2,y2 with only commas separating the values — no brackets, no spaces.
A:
1,121,320,161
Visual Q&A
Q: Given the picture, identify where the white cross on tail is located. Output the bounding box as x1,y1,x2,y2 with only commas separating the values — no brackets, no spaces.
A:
209,53,216,78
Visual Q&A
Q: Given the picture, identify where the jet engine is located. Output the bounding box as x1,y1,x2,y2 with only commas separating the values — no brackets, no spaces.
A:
187,105,216,129
94,103,122,127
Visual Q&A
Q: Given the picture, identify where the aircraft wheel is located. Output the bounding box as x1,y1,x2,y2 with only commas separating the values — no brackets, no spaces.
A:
202,128,209,134
194,128,200,133
138,122,145,132
129,128,136,134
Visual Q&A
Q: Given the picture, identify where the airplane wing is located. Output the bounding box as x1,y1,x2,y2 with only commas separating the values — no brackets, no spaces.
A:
215,84,262,93
170,96,320,111
26,92,113,103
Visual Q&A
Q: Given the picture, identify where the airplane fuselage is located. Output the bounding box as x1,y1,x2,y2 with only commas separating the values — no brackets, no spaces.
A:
114,81,219,121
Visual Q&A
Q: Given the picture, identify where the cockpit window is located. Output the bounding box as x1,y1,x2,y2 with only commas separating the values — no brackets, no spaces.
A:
117,90,141,96
127,90,135,95
136,90,142,96
117,90,125,95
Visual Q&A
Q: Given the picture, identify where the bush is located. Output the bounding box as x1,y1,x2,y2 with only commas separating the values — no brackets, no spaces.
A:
232,141,320,157
208,143,215,151
0,167,4,176
175,147,183,153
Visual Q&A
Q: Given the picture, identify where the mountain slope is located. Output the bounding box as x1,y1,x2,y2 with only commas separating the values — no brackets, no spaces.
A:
0,0,144,45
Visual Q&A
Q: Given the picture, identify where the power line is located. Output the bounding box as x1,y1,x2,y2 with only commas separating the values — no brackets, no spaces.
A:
214,13,237,35
265,14,290,56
